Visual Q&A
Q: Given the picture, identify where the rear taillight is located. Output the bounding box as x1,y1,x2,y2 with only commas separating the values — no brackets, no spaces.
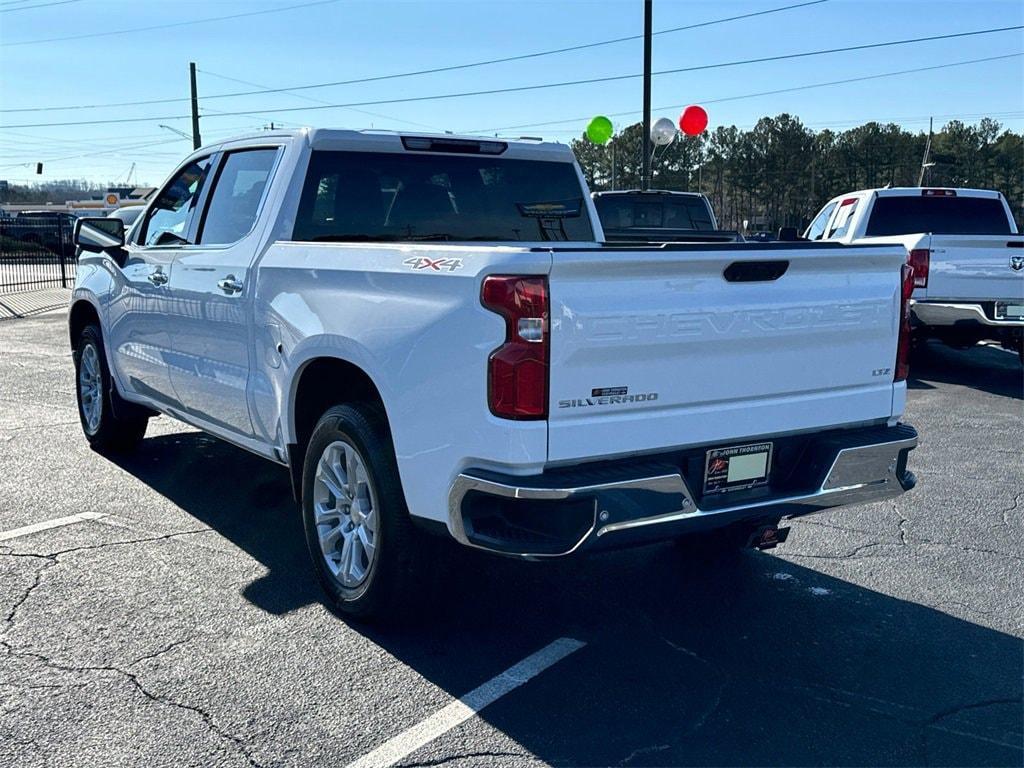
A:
481,275,549,419
895,263,914,382
908,248,930,288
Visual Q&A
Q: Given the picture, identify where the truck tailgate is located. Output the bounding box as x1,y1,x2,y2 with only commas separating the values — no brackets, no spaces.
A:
547,244,906,463
923,235,1024,301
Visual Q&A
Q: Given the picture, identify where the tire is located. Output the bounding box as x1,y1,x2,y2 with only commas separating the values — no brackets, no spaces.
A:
300,403,421,623
73,324,148,452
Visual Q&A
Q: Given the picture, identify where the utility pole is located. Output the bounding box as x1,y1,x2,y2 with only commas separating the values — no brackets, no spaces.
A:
189,62,202,150
611,142,617,191
640,0,652,191
917,116,933,187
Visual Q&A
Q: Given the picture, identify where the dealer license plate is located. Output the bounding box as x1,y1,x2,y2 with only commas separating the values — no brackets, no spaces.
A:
995,302,1024,320
704,442,773,495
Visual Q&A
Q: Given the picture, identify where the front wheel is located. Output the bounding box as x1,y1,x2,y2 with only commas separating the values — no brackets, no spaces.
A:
300,404,422,622
74,324,148,452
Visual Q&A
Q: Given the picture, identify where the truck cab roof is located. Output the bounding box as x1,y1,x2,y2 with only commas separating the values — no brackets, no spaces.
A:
196,128,575,163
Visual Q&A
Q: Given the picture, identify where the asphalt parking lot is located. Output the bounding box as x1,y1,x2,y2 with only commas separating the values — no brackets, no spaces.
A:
1,311,1021,768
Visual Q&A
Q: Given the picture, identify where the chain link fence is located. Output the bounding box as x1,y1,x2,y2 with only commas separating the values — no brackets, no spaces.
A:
0,215,77,294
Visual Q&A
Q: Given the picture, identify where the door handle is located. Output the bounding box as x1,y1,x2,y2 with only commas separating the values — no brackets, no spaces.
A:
217,275,243,294
147,270,168,286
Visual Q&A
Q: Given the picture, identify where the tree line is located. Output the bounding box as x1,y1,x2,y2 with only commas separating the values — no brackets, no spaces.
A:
572,115,1024,233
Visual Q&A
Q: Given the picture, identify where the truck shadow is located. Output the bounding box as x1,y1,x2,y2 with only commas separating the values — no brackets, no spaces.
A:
111,433,1023,766
909,341,1022,399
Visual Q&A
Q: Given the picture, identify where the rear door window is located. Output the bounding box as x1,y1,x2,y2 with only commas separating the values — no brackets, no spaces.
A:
805,201,837,240
866,195,1012,235
292,150,593,242
198,148,280,245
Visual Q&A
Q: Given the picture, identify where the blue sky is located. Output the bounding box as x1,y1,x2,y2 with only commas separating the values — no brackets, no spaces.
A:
1,0,1022,185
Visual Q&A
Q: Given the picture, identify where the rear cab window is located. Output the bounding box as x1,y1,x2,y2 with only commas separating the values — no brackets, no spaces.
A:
865,193,1012,236
292,148,594,242
594,194,715,232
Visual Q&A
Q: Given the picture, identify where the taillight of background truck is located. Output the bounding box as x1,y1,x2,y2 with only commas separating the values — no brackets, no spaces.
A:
895,263,914,382
908,248,930,288
481,275,549,419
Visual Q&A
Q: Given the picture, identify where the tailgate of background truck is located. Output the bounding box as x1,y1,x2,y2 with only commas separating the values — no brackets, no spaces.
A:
546,243,906,463
922,234,1024,301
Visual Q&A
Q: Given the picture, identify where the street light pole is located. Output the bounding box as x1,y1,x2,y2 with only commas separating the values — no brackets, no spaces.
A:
641,0,653,191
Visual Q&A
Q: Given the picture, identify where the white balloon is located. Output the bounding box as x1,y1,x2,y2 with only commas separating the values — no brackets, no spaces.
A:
651,117,677,146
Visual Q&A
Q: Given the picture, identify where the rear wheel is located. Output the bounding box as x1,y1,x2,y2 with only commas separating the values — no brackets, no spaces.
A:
73,324,148,452
300,403,421,622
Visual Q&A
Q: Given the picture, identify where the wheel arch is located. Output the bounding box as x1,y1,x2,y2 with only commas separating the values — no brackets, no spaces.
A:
68,298,101,349
286,355,391,502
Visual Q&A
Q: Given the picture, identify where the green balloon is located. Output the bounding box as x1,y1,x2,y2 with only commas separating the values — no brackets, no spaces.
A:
586,116,613,144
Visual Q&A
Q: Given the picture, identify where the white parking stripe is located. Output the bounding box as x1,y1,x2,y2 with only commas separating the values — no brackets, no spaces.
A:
0,511,107,542
345,637,586,768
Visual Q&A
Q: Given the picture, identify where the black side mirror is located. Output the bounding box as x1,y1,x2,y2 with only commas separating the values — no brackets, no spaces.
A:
777,226,800,242
74,217,126,253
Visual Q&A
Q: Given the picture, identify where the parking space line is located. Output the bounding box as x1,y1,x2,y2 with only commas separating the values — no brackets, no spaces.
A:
0,511,107,542
345,637,586,768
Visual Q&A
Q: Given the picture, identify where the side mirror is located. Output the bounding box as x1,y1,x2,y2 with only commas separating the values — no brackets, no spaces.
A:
777,226,800,242
73,217,126,253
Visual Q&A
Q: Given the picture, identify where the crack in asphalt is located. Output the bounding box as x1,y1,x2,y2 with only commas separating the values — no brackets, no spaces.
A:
619,743,671,766
1,529,211,639
1,528,257,766
0,639,261,767
894,502,909,546
921,697,1024,763
127,638,194,668
993,493,1021,529
783,541,890,560
399,751,529,767
783,535,1024,564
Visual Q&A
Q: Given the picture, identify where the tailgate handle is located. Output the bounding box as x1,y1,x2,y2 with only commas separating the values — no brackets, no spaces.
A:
723,260,789,282
1007,241,1023,248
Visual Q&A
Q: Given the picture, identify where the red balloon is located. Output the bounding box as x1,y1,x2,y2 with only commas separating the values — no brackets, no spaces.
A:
679,105,708,136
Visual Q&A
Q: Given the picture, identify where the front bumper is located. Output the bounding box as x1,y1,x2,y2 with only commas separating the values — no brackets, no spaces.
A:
911,300,1024,329
448,424,918,558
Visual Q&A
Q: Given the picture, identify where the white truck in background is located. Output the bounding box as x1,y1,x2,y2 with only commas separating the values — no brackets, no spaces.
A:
69,129,919,622
804,187,1024,360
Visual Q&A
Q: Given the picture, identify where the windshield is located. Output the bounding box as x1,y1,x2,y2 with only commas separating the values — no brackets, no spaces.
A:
292,150,594,242
594,194,715,232
865,195,1012,236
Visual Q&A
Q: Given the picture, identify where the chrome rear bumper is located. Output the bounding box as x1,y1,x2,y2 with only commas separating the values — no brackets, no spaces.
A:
911,301,1024,328
448,425,918,558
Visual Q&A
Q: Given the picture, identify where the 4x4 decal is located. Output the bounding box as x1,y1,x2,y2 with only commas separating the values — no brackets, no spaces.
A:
403,257,464,272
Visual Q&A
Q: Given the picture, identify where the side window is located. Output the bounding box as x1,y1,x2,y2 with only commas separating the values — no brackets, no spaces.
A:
805,202,837,241
140,156,212,246
197,148,280,245
826,198,859,239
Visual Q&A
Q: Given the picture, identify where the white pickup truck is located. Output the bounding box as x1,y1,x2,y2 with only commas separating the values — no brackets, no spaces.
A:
69,129,918,621
804,187,1023,359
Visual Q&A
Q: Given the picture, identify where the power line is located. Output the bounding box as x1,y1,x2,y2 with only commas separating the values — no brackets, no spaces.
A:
3,33,1021,130
0,0,82,13
198,69,438,130
0,137,187,171
470,53,1024,133
2,0,340,47
0,0,830,114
